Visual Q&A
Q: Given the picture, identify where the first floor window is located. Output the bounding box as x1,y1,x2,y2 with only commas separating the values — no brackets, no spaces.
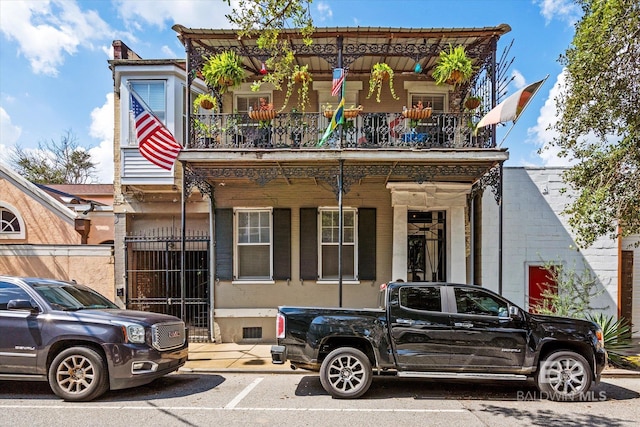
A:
236,209,272,279
319,208,356,279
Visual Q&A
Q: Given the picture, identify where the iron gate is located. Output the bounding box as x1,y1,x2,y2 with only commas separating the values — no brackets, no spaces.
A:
124,228,211,342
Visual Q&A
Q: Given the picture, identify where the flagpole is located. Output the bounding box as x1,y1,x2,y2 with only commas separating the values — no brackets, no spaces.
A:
498,74,549,147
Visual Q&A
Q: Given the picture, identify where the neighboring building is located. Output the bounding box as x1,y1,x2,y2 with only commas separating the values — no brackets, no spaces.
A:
109,26,637,343
482,167,639,331
0,163,115,298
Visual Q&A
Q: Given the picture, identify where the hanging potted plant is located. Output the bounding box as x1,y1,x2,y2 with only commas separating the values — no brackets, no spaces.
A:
464,95,482,110
193,93,217,111
366,62,399,103
402,101,432,120
202,50,245,94
249,97,276,121
281,65,312,112
432,44,474,87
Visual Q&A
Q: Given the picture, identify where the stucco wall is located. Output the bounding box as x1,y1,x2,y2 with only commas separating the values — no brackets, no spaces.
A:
0,245,115,300
482,167,619,316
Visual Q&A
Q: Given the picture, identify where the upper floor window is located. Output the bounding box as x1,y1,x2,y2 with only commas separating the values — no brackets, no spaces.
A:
236,95,271,113
0,205,25,239
319,208,357,280
128,81,167,146
410,94,446,113
235,208,272,280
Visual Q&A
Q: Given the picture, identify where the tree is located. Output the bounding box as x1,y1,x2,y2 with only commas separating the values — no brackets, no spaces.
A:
10,130,97,184
224,0,314,111
546,0,640,247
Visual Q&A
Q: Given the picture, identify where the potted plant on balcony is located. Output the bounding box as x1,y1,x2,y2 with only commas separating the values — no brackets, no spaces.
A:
432,44,474,87
193,93,217,111
323,103,363,119
249,97,276,121
282,65,312,113
464,95,482,110
366,62,399,102
202,50,245,94
402,101,432,120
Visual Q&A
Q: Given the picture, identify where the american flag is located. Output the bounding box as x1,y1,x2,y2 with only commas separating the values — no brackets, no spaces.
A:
331,68,345,97
129,92,182,170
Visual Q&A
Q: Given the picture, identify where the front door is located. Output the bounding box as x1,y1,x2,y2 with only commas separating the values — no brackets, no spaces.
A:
447,286,527,370
388,284,452,370
407,211,446,282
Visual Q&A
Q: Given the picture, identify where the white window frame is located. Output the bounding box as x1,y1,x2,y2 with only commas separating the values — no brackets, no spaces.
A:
403,81,449,113
318,207,358,281
0,203,26,240
233,208,273,283
127,79,168,146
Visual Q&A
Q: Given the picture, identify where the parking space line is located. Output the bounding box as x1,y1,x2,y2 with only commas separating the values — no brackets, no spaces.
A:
224,377,264,409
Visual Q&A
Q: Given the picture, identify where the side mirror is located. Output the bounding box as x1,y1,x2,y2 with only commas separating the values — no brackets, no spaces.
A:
7,299,40,313
508,305,520,318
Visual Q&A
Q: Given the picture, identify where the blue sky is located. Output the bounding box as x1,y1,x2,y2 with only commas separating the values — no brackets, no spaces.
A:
0,0,581,183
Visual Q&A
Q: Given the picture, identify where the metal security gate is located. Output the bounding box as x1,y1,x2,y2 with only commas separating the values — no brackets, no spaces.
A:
124,229,211,342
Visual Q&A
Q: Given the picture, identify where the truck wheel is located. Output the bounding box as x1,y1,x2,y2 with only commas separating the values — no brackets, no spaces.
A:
48,347,109,402
320,347,372,399
536,350,592,401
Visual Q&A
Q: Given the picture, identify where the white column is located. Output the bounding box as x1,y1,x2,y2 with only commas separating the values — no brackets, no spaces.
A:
449,205,467,283
392,204,408,281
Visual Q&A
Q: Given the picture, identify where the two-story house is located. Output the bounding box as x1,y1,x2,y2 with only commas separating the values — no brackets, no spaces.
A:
110,24,637,344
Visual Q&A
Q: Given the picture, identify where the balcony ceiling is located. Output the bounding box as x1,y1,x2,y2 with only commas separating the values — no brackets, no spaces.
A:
172,25,511,78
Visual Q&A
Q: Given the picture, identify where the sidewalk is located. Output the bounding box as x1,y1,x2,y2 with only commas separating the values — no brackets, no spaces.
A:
180,342,640,377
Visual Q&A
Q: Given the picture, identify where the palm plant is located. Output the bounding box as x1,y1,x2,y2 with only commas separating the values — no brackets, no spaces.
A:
587,313,635,368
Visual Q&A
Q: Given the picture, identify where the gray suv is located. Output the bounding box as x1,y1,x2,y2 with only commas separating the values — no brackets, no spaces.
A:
0,276,188,401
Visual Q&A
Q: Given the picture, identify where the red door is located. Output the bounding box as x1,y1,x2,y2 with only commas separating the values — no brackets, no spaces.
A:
528,265,557,313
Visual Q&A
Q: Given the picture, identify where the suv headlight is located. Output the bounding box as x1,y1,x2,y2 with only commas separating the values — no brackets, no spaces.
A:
114,321,146,344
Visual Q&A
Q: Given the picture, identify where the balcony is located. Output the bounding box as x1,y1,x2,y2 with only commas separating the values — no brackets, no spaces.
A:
189,111,493,150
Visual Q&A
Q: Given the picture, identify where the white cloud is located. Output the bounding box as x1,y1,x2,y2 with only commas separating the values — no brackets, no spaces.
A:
511,69,526,89
88,93,114,184
535,0,582,25
527,70,574,166
161,45,177,58
0,107,22,151
316,2,333,22
113,0,234,29
0,0,113,76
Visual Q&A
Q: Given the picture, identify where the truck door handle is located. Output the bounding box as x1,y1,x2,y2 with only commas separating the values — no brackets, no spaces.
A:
396,318,414,325
454,322,474,328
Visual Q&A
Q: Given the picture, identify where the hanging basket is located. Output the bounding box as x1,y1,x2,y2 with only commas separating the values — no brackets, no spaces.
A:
200,99,215,110
344,108,363,119
402,107,432,120
464,98,481,110
249,110,276,121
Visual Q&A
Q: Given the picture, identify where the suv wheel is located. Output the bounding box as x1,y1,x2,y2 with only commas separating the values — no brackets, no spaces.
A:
320,347,372,399
48,347,109,402
536,350,592,401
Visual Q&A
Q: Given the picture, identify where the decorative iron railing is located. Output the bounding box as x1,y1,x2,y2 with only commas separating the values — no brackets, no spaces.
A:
189,112,493,150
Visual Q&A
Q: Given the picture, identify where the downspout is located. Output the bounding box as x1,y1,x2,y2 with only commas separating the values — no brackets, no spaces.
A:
338,159,344,307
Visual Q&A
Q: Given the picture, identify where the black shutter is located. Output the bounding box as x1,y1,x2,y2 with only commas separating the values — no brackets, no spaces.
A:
273,208,291,280
358,208,376,280
214,208,233,280
300,208,318,280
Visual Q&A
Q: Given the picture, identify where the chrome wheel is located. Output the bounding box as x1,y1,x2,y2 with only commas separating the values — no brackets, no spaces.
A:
320,347,372,399
537,351,592,400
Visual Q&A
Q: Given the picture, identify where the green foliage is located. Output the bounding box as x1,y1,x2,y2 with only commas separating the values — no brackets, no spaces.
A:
281,64,312,112
202,51,245,94
545,0,640,247
226,0,314,110
531,258,605,318
9,130,97,184
432,44,474,86
586,313,635,367
366,63,399,102
193,93,218,113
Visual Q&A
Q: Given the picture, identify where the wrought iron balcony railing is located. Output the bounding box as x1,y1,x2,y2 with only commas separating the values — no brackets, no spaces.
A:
189,112,493,150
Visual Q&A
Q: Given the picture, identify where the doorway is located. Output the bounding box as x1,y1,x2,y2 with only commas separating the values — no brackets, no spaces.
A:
408,211,446,282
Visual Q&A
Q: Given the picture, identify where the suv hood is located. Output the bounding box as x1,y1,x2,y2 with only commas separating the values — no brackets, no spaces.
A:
58,309,182,326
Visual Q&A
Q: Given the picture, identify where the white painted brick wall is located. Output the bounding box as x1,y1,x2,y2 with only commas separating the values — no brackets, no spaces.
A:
482,167,620,317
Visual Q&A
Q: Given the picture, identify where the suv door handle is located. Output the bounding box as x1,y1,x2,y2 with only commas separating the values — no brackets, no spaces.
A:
454,322,474,328
396,318,414,325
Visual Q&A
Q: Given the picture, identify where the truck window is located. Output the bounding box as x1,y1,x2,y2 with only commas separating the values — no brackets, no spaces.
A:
399,286,442,312
454,287,508,317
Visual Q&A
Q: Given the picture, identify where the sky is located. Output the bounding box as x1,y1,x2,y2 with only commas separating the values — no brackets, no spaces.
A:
0,0,582,183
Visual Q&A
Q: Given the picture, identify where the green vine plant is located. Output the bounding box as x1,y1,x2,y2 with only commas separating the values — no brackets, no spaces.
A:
226,1,314,112
366,62,399,102
279,64,312,112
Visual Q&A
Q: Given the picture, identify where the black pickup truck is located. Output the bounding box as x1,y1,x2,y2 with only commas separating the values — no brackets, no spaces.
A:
0,276,188,401
271,282,606,400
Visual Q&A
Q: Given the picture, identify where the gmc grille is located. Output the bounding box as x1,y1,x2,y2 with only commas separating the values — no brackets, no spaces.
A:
152,321,186,351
